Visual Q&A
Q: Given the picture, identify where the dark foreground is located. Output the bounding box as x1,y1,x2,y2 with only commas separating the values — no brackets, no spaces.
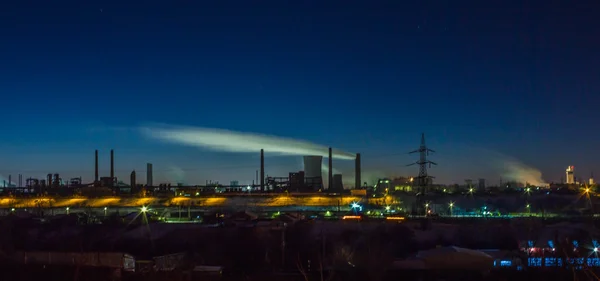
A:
0,265,598,281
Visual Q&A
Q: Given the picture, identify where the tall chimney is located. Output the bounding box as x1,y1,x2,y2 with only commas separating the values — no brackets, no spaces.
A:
110,149,114,181
260,149,265,192
94,150,99,183
328,147,333,190
8,175,11,187
355,153,361,189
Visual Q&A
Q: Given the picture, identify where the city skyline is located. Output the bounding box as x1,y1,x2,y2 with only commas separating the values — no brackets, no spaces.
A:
1,1,599,185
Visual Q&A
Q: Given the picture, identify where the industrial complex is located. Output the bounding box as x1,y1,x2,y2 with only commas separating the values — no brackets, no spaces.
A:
0,134,596,219
0,135,599,281
0,146,362,195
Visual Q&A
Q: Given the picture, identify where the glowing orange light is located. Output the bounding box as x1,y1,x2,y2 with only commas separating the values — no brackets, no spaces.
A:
386,216,405,220
342,215,361,220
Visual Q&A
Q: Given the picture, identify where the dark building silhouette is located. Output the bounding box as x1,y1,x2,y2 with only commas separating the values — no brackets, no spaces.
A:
332,174,343,191
130,170,136,188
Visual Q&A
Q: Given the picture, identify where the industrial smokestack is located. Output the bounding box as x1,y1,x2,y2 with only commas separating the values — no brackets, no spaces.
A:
94,150,99,183
260,149,265,192
110,149,114,181
328,147,333,190
355,153,361,189
8,175,11,187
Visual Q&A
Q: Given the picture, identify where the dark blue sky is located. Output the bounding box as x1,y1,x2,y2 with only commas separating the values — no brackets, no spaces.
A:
0,1,598,185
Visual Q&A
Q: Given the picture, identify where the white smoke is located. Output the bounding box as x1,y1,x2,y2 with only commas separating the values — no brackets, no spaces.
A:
467,147,548,187
165,165,186,185
500,158,547,187
321,162,341,175
0,175,16,187
140,124,356,160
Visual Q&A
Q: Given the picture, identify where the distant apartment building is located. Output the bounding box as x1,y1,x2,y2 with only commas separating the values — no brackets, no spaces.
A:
566,166,575,184
478,178,486,190
147,163,153,187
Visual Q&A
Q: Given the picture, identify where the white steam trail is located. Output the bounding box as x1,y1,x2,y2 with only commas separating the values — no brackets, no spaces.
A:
500,159,548,187
0,175,16,187
166,165,186,185
140,124,356,160
473,147,548,186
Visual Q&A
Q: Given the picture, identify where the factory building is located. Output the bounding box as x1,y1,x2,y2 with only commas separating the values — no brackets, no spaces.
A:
288,171,305,191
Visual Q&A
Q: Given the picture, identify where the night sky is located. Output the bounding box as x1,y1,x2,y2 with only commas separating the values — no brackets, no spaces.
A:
0,1,598,186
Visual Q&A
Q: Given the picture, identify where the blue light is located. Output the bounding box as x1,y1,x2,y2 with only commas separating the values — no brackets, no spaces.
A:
350,202,363,212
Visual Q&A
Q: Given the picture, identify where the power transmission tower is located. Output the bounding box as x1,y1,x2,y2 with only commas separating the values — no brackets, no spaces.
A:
407,133,436,214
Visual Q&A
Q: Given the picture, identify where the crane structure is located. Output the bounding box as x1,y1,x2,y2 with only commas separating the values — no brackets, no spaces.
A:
407,133,436,214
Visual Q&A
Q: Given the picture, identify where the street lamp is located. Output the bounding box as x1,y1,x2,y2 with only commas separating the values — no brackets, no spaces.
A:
104,207,108,216
141,206,148,213
449,202,454,216
66,207,70,215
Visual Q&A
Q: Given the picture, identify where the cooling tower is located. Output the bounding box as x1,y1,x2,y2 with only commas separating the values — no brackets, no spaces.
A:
303,156,323,179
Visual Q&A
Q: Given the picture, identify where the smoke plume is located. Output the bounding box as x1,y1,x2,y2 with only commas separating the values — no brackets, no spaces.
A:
470,147,548,186
165,165,186,185
499,158,547,187
434,145,548,186
140,124,356,160
0,175,16,187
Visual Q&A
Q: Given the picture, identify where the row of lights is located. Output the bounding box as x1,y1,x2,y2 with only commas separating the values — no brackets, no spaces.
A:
9,206,149,214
